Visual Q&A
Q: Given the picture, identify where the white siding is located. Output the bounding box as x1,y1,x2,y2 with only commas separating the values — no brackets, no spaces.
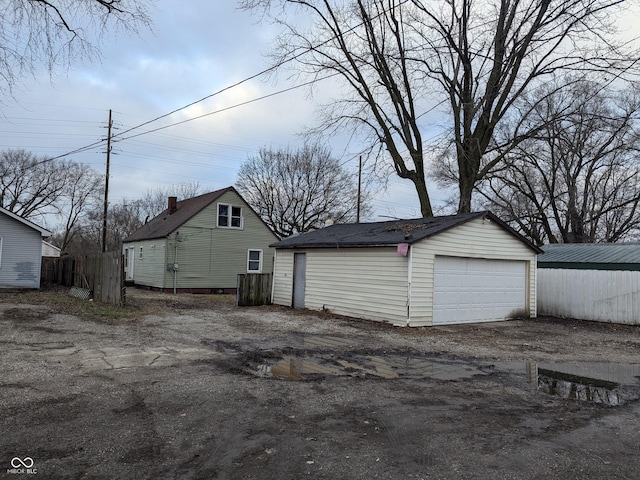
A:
0,213,43,289
273,247,409,325
409,218,537,326
538,269,640,325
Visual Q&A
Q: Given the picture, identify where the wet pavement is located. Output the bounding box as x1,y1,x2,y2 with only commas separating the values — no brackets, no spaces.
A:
3,291,640,480
243,335,640,406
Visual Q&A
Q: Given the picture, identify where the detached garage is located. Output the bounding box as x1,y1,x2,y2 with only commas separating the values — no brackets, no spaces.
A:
271,211,542,327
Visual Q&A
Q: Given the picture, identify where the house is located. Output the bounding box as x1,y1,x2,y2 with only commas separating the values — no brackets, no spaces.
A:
0,207,52,289
537,243,640,325
271,211,542,327
122,187,278,293
42,240,61,258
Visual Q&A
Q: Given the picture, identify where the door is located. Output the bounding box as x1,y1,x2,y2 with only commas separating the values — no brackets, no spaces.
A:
125,247,134,282
433,256,527,325
293,253,306,309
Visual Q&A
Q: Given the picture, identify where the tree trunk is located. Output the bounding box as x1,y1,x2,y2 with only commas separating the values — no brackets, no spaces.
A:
409,174,433,217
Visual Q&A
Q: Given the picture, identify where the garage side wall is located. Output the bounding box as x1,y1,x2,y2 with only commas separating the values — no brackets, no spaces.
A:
410,218,537,327
272,247,409,325
305,248,408,325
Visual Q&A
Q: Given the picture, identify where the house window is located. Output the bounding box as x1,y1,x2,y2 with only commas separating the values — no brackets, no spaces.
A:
218,204,242,228
247,249,263,273
139,246,143,259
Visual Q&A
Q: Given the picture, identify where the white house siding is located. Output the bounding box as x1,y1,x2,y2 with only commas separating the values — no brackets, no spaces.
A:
275,247,409,325
168,190,276,290
538,269,640,325
0,213,43,288
409,218,537,327
272,249,294,306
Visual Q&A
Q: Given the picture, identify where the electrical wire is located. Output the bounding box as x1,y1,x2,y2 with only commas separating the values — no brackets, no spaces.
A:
38,0,412,162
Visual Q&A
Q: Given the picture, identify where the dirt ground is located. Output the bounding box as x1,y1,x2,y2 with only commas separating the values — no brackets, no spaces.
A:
1,287,639,480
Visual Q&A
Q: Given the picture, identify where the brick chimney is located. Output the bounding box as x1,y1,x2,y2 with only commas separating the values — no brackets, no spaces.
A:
168,196,177,214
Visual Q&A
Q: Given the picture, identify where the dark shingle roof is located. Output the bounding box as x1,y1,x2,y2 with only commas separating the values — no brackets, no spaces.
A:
271,211,542,252
123,187,233,242
538,243,640,270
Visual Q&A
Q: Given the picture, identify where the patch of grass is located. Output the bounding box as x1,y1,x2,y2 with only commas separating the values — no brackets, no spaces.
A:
0,286,236,323
0,286,141,323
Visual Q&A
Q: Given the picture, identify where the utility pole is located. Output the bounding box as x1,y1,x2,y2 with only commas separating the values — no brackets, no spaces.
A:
356,155,362,223
102,109,112,253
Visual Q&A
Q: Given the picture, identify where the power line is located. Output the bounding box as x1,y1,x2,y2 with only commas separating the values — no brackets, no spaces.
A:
39,0,411,161
116,73,340,142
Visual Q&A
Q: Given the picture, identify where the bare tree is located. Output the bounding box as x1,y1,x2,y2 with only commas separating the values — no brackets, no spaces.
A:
477,79,640,244
138,181,204,222
241,0,639,215
0,0,152,97
236,143,369,237
55,163,103,253
0,149,69,219
62,199,146,255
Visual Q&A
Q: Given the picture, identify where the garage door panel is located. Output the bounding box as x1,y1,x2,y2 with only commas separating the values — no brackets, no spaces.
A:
433,256,526,325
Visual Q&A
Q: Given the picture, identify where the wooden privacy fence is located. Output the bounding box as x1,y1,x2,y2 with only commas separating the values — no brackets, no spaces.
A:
237,273,272,306
41,252,125,306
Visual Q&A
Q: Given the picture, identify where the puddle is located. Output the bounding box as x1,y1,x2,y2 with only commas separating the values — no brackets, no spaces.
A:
525,361,640,406
240,333,640,407
252,354,488,381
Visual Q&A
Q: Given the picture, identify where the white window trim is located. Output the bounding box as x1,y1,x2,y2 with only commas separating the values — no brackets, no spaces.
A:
247,249,263,273
217,203,243,229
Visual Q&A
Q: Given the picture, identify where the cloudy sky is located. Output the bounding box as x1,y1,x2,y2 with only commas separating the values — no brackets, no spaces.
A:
3,1,640,230
1,0,434,229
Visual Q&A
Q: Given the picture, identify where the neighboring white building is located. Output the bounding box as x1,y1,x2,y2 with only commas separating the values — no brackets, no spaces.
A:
538,243,640,325
0,207,52,289
42,241,61,258
271,211,542,327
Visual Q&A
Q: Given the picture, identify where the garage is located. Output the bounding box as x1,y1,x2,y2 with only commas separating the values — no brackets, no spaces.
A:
271,211,541,327
433,256,527,325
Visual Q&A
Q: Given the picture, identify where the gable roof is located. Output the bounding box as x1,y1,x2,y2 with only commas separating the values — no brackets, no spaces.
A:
0,206,51,237
123,186,277,243
271,211,542,253
538,243,640,270
123,187,233,242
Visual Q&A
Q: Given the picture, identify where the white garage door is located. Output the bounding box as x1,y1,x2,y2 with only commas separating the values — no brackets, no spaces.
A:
433,256,527,325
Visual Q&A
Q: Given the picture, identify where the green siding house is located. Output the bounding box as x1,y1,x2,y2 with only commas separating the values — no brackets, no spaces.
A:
122,187,278,293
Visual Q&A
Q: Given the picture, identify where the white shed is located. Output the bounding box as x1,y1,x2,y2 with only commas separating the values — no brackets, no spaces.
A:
271,211,541,327
0,207,52,289
538,243,640,325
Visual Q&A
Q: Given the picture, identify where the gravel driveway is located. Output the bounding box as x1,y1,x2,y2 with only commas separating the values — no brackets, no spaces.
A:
1,288,639,479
